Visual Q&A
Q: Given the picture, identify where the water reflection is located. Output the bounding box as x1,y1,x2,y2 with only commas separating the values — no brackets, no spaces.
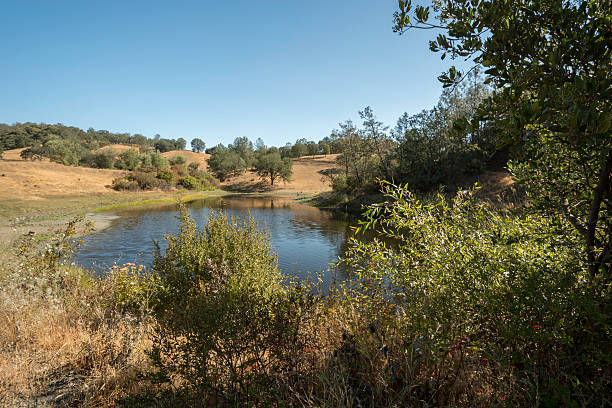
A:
75,195,359,287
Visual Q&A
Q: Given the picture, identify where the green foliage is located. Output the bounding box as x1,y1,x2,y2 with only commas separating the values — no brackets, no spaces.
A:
127,172,168,190
116,148,141,170
395,0,611,276
168,155,186,166
175,138,187,151
291,140,308,158
228,136,255,167
344,182,610,405
156,168,175,184
148,208,315,404
392,71,495,191
153,139,175,153
254,150,292,186
177,176,198,190
332,119,380,191
42,138,80,166
190,138,205,153
207,146,246,181
111,177,139,191
90,149,117,169
0,123,156,161
148,152,169,170
108,263,163,314
319,141,331,156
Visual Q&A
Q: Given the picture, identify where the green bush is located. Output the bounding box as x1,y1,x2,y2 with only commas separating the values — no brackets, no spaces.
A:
91,150,117,169
341,182,610,405
331,173,358,194
168,155,186,165
147,208,315,404
128,172,168,190
156,168,174,184
111,177,139,191
149,152,169,170
117,148,141,170
177,176,198,190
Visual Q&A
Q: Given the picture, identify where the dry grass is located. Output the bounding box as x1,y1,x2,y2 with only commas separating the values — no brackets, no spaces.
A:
161,149,339,194
0,148,337,203
222,154,339,194
0,148,126,200
0,217,514,407
0,233,153,407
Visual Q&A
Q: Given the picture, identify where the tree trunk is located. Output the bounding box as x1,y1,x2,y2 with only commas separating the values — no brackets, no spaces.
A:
588,149,612,277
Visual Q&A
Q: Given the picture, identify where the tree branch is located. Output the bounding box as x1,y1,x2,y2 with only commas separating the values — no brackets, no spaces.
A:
587,149,612,276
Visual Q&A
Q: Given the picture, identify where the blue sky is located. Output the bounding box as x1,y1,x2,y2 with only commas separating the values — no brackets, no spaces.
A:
0,0,452,147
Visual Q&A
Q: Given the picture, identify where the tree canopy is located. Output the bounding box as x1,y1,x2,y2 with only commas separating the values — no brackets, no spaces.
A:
254,150,292,186
191,138,205,153
395,0,611,275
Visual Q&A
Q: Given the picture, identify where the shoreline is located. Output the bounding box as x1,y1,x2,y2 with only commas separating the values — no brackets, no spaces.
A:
0,189,330,245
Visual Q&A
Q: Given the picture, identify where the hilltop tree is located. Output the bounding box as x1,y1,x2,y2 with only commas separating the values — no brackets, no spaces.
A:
306,141,318,157
229,136,255,167
154,139,175,153
208,146,246,181
291,140,308,158
191,138,205,153
176,138,187,150
254,151,292,186
255,138,267,152
319,141,331,156
394,0,611,275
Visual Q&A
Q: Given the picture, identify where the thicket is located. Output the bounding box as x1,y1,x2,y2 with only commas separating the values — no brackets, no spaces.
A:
2,183,609,406
321,71,500,201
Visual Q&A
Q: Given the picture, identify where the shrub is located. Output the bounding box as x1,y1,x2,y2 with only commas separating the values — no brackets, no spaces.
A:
156,168,174,184
177,176,198,190
149,152,169,170
111,177,139,191
340,182,610,405
147,208,316,404
92,150,117,169
331,173,357,194
168,155,186,165
187,161,200,176
128,172,168,190
117,148,141,170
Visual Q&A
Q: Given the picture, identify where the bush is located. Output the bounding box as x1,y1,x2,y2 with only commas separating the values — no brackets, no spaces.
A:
177,176,198,190
128,172,168,190
91,150,117,169
156,168,174,184
168,155,186,165
111,177,139,191
149,152,169,170
147,208,316,404
117,148,141,170
339,182,610,405
331,173,358,194
187,161,200,176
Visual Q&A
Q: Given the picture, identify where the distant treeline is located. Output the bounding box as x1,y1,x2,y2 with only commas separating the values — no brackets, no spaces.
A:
0,122,187,166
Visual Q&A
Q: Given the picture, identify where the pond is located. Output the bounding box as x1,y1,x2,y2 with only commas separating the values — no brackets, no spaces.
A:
74,195,359,288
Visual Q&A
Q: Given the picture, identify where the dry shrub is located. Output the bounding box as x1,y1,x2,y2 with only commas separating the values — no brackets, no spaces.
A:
0,221,153,407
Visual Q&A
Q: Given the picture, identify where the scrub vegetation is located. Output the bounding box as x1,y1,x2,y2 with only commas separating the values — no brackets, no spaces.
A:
1,0,610,406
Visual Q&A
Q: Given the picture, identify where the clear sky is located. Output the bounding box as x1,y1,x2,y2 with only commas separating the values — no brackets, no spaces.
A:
0,0,451,147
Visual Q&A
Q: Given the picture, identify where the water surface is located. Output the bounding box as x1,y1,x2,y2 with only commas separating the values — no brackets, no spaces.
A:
75,196,357,286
